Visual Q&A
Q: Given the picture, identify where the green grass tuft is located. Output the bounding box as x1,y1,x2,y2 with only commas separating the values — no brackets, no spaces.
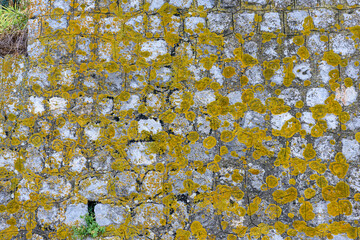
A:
0,0,29,35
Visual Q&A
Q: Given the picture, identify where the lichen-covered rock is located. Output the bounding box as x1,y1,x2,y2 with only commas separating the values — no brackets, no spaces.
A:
260,12,281,32
40,177,72,200
235,12,255,35
37,206,59,225
64,203,87,225
306,88,329,107
78,177,108,201
127,142,157,165
94,204,127,226
114,171,138,197
207,12,232,34
4,0,360,239
134,203,165,228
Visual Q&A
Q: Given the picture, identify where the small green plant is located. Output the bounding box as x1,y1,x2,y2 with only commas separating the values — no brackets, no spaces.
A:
71,210,106,240
0,0,29,34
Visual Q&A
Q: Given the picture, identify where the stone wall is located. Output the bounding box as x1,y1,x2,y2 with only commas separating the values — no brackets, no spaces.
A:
0,0,360,239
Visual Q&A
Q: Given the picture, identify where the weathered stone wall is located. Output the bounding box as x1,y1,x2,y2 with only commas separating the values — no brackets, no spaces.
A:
1,0,360,239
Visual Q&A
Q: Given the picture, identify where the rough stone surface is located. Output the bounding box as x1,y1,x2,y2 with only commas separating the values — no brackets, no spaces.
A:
2,0,360,239
64,204,88,225
94,204,126,226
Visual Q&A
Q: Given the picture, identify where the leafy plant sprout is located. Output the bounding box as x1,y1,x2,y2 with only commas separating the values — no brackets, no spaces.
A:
71,205,106,240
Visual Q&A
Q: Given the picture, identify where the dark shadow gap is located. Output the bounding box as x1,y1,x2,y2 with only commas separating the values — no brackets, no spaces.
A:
87,200,97,218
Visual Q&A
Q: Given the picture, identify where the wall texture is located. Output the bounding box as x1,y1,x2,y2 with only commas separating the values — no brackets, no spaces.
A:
1,0,360,239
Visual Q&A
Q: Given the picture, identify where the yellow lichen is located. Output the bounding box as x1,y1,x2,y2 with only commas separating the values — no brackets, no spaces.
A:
304,188,316,199
310,105,327,120
263,68,275,80
29,133,44,148
273,187,298,204
303,144,316,160
344,78,353,87
349,25,360,40
262,32,277,43
203,136,217,149
195,77,211,91
316,176,328,188
293,36,304,46
265,97,291,115
241,89,254,103
309,160,326,174
249,98,266,114
222,66,236,78
355,132,360,143
220,130,234,143
323,51,341,66
161,109,176,123
232,169,243,183
241,54,258,68
265,204,282,220
240,76,249,87
329,153,349,179
297,46,310,60
187,131,199,143
320,35,328,42
327,200,352,216
279,117,301,138
295,100,304,108
266,175,278,188
339,112,350,124
275,222,288,235
299,201,315,221
247,196,261,216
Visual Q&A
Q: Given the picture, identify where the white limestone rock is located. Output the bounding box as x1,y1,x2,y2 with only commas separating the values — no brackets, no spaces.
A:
115,171,138,197
48,97,67,116
194,90,216,107
235,12,255,35
148,0,165,11
287,10,308,31
127,142,156,165
121,95,140,111
207,12,232,33
138,119,162,134
64,204,87,225
40,176,72,199
330,34,356,56
185,17,205,31
134,203,165,228
279,88,301,106
169,0,192,8
37,206,59,225
260,12,281,32
306,88,329,107
319,61,335,84
84,125,100,141
301,112,316,134
342,138,360,162
227,91,242,105
271,112,293,130
78,178,108,201
28,96,45,115
307,33,327,54
311,9,336,29
198,0,215,8
335,85,357,106
141,40,168,61
293,63,311,81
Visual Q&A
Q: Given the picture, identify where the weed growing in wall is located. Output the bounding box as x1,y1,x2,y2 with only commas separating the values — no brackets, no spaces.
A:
71,209,105,240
